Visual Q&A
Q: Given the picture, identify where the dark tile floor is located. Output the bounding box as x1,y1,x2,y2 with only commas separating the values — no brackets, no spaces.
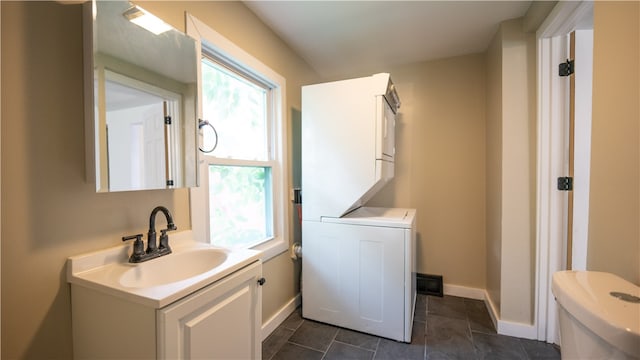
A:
263,295,561,360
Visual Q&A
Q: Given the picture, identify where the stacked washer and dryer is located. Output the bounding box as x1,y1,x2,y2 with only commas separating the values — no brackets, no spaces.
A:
301,73,417,342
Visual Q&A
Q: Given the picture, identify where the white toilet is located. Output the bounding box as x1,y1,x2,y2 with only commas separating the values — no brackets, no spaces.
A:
552,271,640,359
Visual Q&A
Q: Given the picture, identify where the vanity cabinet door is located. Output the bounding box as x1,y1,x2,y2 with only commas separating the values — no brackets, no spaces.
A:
158,261,262,359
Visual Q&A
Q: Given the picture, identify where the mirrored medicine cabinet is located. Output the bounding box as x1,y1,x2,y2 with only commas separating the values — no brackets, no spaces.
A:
84,0,200,192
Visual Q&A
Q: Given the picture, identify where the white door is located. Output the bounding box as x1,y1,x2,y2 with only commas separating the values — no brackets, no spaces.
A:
569,29,593,271
158,262,262,359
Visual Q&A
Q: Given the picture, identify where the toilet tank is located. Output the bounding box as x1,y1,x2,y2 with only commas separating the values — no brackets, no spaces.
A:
552,271,640,359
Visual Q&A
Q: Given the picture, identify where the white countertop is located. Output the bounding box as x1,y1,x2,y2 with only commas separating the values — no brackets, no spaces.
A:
67,230,262,308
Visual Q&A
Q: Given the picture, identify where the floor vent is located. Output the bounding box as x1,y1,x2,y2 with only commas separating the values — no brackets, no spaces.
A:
417,273,443,297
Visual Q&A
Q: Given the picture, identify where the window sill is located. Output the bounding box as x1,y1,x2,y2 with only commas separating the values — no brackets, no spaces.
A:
252,237,288,262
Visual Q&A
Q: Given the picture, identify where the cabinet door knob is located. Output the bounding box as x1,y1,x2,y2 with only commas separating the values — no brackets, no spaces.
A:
257,277,266,286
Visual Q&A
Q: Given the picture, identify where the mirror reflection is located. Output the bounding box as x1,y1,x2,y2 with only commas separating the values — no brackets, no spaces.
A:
87,0,199,192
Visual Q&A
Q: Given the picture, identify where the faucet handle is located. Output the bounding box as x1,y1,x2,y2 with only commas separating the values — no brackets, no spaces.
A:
122,234,144,242
122,234,145,258
158,228,175,252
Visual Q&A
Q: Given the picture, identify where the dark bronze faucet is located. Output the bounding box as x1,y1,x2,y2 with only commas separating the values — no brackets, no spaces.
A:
122,206,177,263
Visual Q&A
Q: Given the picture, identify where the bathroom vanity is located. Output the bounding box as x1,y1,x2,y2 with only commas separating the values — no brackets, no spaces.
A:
67,231,263,359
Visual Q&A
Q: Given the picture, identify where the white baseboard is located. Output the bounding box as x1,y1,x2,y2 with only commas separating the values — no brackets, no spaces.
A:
444,285,537,340
498,319,538,339
483,289,537,339
261,294,301,341
483,289,500,330
443,283,485,300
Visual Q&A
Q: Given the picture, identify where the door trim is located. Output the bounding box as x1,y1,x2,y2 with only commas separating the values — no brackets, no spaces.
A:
535,33,568,344
535,0,594,344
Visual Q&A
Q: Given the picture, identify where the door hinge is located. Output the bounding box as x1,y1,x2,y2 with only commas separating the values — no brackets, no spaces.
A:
291,188,302,204
164,116,172,125
557,177,573,191
559,59,574,76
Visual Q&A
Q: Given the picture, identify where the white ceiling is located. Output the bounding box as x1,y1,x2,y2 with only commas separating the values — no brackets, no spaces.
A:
244,1,533,79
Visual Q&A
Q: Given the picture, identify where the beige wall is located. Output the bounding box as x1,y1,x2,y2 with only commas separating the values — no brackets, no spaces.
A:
499,18,536,324
485,23,503,314
484,18,536,324
370,54,487,289
588,1,640,285
0,1,318,358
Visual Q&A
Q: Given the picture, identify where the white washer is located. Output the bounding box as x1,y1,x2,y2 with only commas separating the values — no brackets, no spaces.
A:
302,207,416,342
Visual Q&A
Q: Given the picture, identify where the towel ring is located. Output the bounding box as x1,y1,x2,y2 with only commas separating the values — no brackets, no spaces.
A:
198,119,218,153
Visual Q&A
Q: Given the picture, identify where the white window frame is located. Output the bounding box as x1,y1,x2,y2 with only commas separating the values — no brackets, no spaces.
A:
187,14,289,261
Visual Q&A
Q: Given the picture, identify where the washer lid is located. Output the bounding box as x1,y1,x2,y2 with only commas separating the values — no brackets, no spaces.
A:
322,207,416,228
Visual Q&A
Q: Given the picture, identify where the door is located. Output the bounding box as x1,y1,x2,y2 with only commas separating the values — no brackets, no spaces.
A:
565,31,576,270
158,261,262,359
560,29,595,271
568,29,594,271
106,100,166,191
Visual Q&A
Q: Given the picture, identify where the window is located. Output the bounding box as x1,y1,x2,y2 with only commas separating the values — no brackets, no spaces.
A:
187,15,288,260
201,58,268,161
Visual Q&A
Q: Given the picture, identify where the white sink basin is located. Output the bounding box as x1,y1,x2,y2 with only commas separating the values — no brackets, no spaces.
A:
67,230,262,308
119,249,228,288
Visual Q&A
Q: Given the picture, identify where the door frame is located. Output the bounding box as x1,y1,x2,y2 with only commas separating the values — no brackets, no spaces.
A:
534,0,593,344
